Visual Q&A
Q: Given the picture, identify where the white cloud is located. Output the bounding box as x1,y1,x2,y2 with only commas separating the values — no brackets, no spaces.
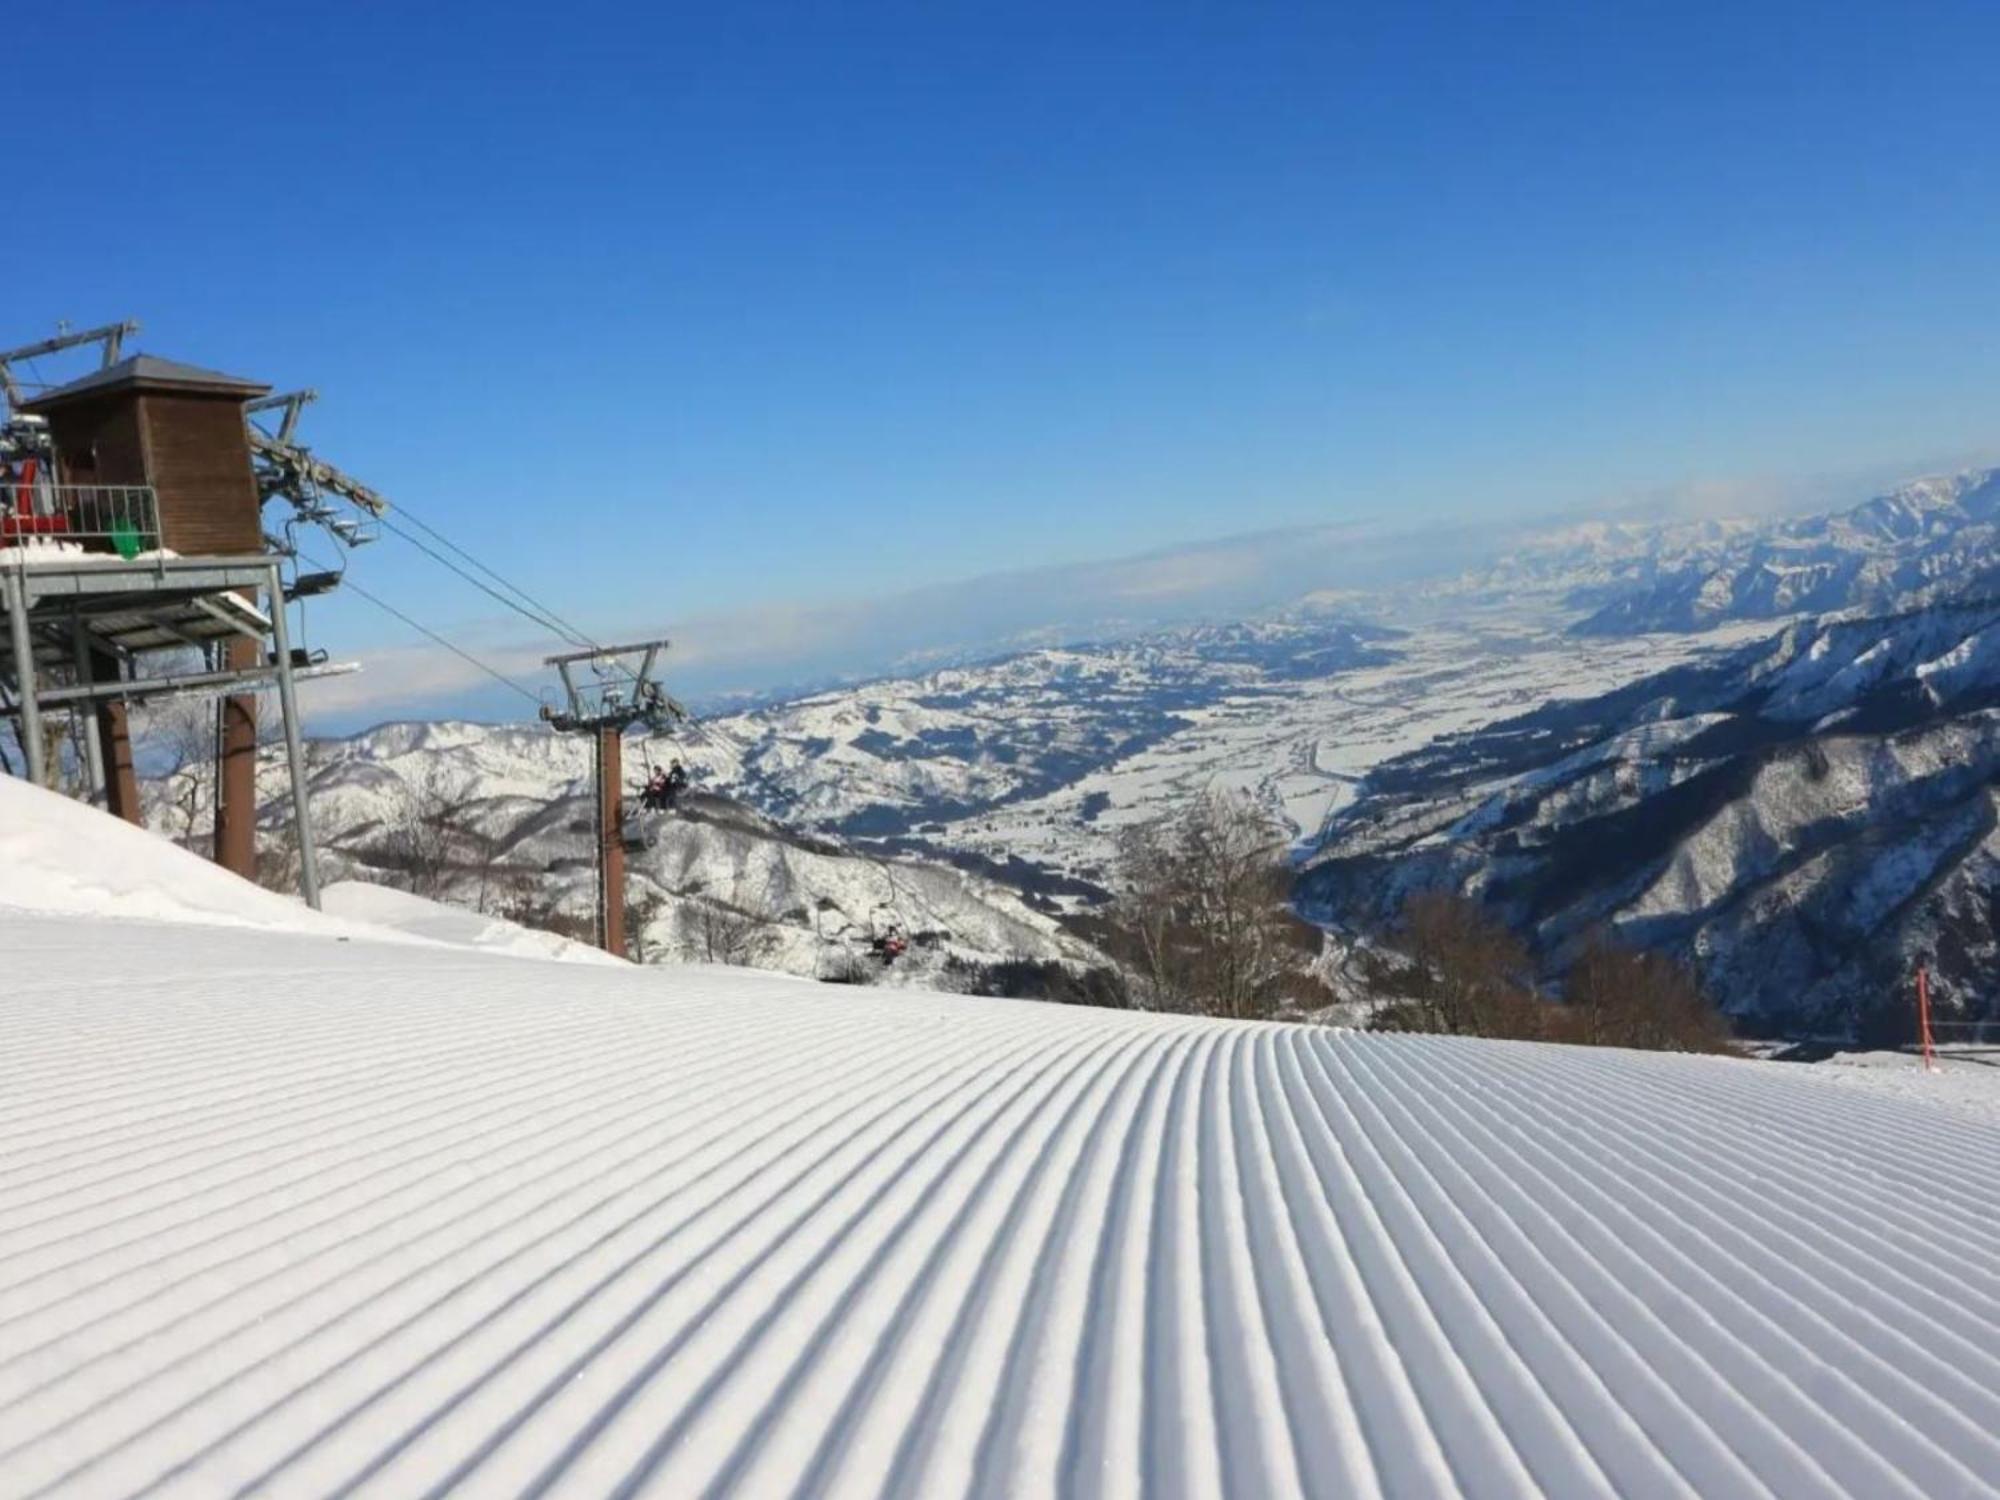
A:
300,454,1987,730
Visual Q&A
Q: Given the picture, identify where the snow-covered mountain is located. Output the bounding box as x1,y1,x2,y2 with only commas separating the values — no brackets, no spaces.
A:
1563,468,2000,634
190,461,2000,1011
1299,596,2000,1037
704,617,1399,840
1409,467,2000,637
239,720,1101,984
281,612,1742,924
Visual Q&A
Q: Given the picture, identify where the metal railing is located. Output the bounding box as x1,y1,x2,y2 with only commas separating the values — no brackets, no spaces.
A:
0,483,160,557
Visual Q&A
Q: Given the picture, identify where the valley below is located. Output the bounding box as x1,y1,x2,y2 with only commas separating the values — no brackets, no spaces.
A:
154,464,2000,1041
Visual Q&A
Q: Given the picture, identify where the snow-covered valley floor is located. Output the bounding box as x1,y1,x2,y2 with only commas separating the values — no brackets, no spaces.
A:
924,614,1783,879
6,902,2000,1498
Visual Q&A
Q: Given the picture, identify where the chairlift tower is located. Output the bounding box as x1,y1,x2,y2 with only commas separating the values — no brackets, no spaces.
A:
541,640,686,956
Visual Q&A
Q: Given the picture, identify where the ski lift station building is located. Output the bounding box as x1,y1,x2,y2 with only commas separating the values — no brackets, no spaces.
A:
22,355,270,555
2,347,331,904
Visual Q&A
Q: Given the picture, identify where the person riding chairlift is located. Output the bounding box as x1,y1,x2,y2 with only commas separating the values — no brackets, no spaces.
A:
640,760,690,813
639,767,669,812
872,922,909,964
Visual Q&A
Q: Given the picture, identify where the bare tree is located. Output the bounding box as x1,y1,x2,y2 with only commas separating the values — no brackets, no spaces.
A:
127,650,282,850
692,901,776,967
1365,891,1546,1038
624,887,668,963
255,817,303,894
373,762,493,900
1363,897,1732,1052
1103,790,1309,1019
1560,933,1732,1053
134,679,220,850
496,881,594,946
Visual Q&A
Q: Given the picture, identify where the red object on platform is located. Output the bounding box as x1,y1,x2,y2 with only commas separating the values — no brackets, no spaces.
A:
0,512,71,539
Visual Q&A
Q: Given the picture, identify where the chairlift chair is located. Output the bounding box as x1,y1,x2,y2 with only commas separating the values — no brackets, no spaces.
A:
328,516,378,546
285,569,343,602
621,767,685,851
620,803,661,852
866,904,910,965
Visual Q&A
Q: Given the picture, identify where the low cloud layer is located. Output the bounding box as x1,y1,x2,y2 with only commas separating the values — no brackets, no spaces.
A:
299,457,1974,732
301,514,1467,729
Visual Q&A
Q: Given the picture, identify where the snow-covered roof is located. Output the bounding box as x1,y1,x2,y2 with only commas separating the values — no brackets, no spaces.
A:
3,778,1999,1495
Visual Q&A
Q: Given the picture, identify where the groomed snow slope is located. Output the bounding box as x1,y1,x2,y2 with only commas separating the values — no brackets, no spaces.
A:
6,915,2000,1498
318,880,625,967
0,773,372,938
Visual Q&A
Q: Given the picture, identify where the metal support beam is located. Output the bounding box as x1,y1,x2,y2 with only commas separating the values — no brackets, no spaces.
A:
245,389,317,444
545,637,676,666
0,659,356,713
0,319,138,407
267,565,321,910
9,555,283,604
71,613,105,806
5,573,46,786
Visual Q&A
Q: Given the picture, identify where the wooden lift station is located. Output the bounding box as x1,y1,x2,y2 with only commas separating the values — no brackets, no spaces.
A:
2,352,339,904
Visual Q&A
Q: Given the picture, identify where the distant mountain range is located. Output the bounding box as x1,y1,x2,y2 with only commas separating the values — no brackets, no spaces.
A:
1563,468,2000,633
1299,591,2000,1036
202,462,2000,1030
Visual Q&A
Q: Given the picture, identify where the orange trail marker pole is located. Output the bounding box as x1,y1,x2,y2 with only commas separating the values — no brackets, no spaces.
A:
1917,965,1939,1074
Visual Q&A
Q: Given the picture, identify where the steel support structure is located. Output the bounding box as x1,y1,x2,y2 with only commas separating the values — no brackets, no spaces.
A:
540,637,683,958
0,555,333,910
266,563,322,909
3,571,44,785
2,659,354,712
0,320,137,410
69,612,106,805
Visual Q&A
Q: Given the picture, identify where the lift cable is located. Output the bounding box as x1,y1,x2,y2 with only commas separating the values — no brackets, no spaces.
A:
369,501,704,716
372,506,677,701
336,493,720,726
377,516,594,649
386,502,599,646
300,551,542,706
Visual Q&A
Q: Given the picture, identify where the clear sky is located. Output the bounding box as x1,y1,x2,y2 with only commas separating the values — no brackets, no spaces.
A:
10,2,2000,723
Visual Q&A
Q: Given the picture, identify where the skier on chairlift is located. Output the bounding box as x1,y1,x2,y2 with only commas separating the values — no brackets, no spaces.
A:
640,760,690,813
872,921,909,964
640,766,670,812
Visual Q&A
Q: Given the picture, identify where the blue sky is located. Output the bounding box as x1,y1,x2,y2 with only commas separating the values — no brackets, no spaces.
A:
10,2,2000,724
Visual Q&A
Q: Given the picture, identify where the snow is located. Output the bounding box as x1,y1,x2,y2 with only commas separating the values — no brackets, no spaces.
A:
0,543,183,567
1794,1047,2000,1125
318,880,626,967
0,772,363,937
5,883,2000,1493
0,776,613,967
0,540,89,565
696,609,1772,885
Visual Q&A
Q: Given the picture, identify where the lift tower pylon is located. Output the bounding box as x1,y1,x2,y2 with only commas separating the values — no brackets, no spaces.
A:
540,640,685,956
